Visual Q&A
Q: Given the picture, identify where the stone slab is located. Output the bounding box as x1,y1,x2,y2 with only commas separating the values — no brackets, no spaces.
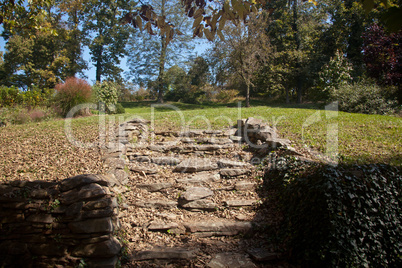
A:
174,158,218,173
224,200,257,207
136,183,172,192
134,247,196,260
181,199,217,211
219,169,249,177
217,159,248,168
208,252,256,268
184,221,252,236
180,187,214,202
134,199,178,209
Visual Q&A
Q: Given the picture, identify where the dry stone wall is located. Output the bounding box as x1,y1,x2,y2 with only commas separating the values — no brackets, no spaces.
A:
0,175,121,267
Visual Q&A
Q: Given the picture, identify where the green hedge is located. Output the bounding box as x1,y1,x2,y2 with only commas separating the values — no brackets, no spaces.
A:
266,155,401,267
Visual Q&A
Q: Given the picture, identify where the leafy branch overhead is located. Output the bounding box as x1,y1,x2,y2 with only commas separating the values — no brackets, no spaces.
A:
121,0,400,43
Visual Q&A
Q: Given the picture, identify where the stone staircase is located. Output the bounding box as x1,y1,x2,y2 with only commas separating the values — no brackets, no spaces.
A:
106,118,285,267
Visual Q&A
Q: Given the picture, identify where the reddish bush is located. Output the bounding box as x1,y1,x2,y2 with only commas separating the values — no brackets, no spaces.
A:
55,77,92,116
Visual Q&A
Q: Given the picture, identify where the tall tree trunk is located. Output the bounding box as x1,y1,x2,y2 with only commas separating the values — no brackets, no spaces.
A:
95,46,102,83
246,83,250,107
292,0,303,104
156,0,167,103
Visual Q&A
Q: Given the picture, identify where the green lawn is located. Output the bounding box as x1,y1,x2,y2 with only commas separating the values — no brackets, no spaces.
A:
120,101,401,166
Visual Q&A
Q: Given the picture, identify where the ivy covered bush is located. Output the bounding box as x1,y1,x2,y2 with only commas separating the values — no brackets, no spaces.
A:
332,81,399,115
265,155,401,267
92,80,119,114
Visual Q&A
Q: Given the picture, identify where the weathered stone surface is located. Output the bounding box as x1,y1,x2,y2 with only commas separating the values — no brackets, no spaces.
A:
82,207,114,219
230,136,243,142
208,253,256,268
180,187,214,202
179,130,204,137
148,145,166,152
29,243,68,257
134,156,151,163
205,130,223,135
224,200,257,207
151,157,180,166
126,118,150,124
197,137,233,145
133,247,196,260
30,189,49,199
65,202,83,218
188,144,223,151
219,169,249,177
184,221,252,236
246,248,279,261
83,198,117,211
235,181,256,191
181,199,217,211
136,183,172,192
106,143,127,154
60,183,107,205
113,169,129,185
26,214,53,223
147,221,179,231
134,199,178,209
176,173,220,185
68,217,113,234
174,158,218,173
72,237,121,257
103,157,125,170
129,165,158,174
61,174,109,192
217,159,248,168
224,128,237,137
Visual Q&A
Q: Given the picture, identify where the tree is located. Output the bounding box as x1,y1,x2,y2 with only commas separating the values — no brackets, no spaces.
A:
362,23,402,102
126,0,194,103
83,0,132,82
216,11,271,107
0,24,70,89
318,50,353,100
0,0,55,37
188,56,210,87
56,0,88,77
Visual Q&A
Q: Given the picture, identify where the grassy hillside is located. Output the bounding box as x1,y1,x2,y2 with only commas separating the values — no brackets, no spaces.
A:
1,101,400,182
121,101,401,166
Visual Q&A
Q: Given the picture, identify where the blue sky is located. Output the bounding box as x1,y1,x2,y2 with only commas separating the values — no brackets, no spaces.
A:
0,27,212,85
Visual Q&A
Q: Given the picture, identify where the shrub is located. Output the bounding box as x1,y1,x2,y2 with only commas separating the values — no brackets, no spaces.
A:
54,77,92,117
332,82,398,115
0,86,23,107
266,155,402,267
92,81,119,113
21,87,55,108
114,103,125,114
0,106,59,125
215,89,239,103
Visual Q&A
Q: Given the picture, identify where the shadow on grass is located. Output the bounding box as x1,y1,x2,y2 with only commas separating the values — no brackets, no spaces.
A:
120,100,325,112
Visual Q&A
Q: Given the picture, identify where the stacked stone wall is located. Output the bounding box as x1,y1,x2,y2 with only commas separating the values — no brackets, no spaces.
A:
0,174,121,267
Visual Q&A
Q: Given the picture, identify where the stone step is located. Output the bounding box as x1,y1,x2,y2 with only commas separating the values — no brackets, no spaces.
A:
224,200,258,207
136,182,172,192
132,247,196,261
183,220,253,237
208,252,256,268
133,199,177,209
174,158,218,173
